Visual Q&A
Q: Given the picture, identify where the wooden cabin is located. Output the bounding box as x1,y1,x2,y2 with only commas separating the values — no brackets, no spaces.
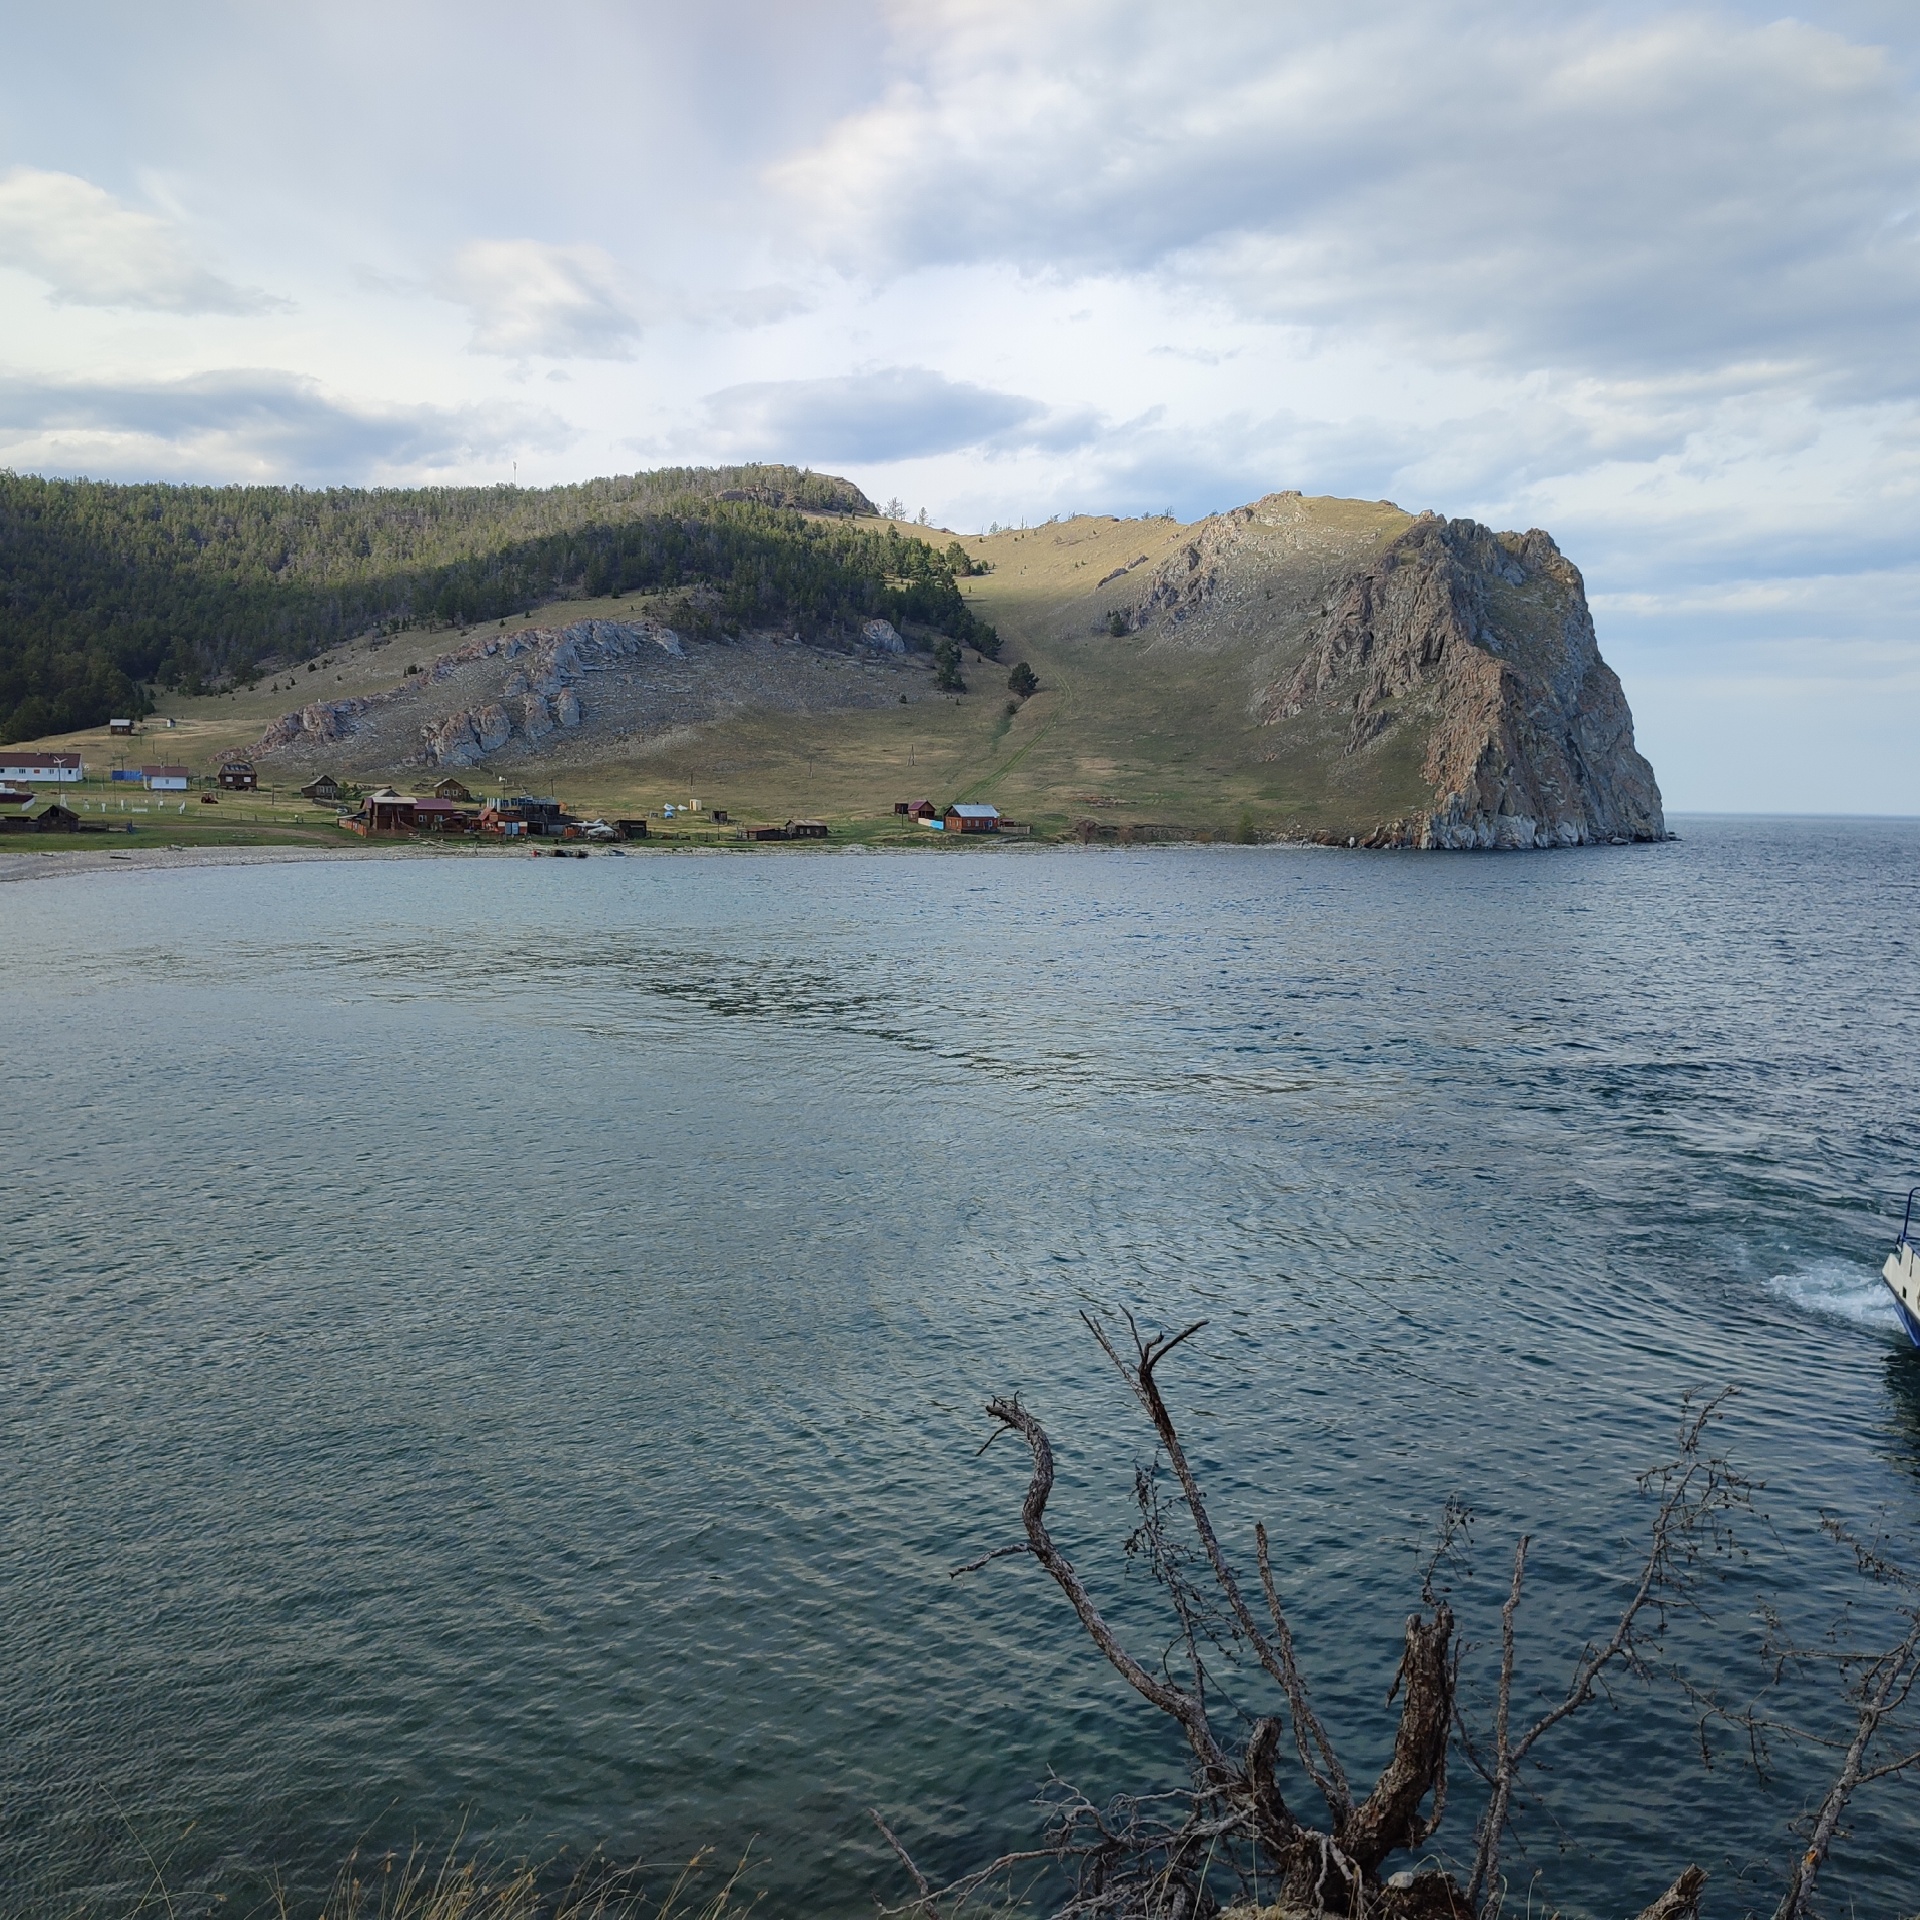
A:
788,819,830,839
412,798,476,833
109,718,134,737
943,804,1000,835
300,774,344,803
0,800,82,834
739,823,788,841
363,790,418,832
218,761,258,791
432,777,474,803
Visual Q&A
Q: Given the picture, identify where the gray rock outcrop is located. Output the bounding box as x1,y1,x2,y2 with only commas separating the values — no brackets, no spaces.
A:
1258,514,1665,849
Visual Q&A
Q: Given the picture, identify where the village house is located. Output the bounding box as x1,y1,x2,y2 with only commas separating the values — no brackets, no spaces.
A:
411,798,476,833
0,799,83,834
788,819,830,839
299,774,344,803
365,789,417,831
509,796,570,836
738,823,788,841
943,804,1001,835
142,765,190,791
432,777,474,802
218,760,258,791
899,799,936,819
0,751,83,783
109,718,134,737
341,787,418,834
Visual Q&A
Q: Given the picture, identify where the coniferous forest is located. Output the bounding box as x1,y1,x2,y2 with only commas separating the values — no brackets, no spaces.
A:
0,463,999,742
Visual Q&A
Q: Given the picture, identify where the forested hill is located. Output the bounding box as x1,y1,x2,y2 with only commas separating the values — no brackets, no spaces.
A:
0,464,998,742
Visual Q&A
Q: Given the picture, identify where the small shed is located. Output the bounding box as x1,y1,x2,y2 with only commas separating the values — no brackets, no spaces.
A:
299,774,343,803
905,799,936,819
109,718,134,737
433,777,474,803
788,819,830,840
943,803,1001,835
739,824,788,841
614,818,649,840
218,761,258,791
143,765,190,791
710,809,729,824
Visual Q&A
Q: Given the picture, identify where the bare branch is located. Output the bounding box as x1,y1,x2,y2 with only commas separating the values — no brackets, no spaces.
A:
870,1810,937,1916
949,1543,1031,1578
1465,1536,1530,1907
983,1394,1231,1780
1085,1309,1354,1825
1466,1392,1749,1913
1770,1611,1920,1920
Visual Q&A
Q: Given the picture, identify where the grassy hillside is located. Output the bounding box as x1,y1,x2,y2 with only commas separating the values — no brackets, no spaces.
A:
21,501,1449,847
0,465,1003,742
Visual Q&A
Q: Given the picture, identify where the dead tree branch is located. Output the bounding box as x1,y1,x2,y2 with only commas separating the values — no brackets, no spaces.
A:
1465,1391,1750,1910
1769,1612,1920,1919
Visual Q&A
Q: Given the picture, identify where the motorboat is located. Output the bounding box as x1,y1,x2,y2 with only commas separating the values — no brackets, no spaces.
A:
1884,1189,1920,1348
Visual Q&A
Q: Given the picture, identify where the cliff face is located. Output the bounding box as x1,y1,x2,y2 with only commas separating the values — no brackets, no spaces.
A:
1260,514,1664,848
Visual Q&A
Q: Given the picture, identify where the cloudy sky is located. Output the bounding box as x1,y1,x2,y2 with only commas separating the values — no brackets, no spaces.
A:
1,1,1916,811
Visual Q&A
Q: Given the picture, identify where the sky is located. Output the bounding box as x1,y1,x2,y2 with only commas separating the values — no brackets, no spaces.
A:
0,1,1916,813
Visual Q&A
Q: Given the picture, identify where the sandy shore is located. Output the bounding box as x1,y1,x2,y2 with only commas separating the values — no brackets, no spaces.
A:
0,843,458,885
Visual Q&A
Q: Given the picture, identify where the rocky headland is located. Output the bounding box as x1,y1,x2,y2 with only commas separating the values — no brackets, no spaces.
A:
1106,493,1666,850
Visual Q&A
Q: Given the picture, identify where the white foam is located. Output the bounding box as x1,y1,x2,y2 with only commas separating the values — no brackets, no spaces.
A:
1764,1258,1904,1333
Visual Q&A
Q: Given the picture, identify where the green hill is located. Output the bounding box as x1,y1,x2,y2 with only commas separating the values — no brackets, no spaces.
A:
0,464,996,741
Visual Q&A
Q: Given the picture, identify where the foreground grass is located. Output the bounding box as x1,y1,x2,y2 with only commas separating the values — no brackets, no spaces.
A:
285,1846,757,1920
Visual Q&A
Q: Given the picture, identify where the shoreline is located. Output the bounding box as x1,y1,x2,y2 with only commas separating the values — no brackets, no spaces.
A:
0,842,450,885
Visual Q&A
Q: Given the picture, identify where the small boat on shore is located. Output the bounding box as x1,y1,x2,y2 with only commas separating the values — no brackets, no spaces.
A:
1884,1189,1920,1347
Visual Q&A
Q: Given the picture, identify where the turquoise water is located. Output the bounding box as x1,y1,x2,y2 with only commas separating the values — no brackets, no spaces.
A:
4,823,1919,1919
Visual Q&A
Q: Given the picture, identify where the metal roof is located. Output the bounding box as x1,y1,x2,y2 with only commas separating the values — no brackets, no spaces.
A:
946,803,1001,818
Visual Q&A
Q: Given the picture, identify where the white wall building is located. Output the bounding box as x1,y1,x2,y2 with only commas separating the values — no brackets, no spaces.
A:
0,752,83,782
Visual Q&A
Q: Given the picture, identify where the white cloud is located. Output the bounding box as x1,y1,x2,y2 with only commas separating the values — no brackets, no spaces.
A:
442,239,642,359
775,4,1920,394
687,365,1094,462
0,166,274,313
0,367,571,483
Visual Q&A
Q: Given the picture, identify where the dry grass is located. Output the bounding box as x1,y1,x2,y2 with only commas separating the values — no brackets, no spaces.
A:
261,1844,759,1920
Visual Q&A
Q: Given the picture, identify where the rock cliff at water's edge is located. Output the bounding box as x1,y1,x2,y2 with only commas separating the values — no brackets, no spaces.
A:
1266,513,1665,848
1089,490,1665,850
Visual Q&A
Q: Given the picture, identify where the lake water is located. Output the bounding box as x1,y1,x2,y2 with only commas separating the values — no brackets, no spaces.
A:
5,822,1920,1920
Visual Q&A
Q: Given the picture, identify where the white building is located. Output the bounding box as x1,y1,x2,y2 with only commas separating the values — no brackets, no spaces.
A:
142,765,189,791
0,752,83,783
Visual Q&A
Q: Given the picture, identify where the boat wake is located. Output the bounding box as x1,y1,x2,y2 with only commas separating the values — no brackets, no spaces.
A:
1764,1258,1902,1333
